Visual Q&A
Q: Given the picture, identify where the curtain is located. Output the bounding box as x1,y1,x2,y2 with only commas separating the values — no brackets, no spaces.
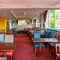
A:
43,10,48,28
44,10,48,22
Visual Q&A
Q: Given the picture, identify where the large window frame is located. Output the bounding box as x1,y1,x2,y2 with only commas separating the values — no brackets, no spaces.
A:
46,10,60,29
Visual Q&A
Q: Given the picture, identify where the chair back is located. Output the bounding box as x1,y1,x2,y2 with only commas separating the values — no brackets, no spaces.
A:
46,29,51,38
13,28,17,31
56,43,60,54
33,31,40,47
34,31,40,38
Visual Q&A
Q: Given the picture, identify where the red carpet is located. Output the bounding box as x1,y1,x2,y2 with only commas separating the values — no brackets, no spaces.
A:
13,34,55,60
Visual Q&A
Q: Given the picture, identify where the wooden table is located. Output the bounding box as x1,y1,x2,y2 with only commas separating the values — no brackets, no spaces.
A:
0,43,14,56
32,38,59,57
33,38,59,43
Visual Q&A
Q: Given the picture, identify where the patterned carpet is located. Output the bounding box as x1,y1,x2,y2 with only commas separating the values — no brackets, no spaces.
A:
13,34,55,60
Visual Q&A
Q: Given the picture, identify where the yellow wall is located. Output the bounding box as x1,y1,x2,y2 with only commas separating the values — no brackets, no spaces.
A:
0,18,6,32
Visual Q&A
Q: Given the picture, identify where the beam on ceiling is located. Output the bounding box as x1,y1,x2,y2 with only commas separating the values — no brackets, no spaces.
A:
11,10,17,18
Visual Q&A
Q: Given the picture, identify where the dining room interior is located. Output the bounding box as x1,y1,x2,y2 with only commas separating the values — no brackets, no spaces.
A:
0,0,60,60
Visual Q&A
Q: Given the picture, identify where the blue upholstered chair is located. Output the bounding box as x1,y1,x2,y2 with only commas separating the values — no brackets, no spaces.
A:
13,28,17,34
33,32,45,55
45,29,51,38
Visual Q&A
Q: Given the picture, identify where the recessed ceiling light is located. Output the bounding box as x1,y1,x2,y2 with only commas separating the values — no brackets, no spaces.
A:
26,5,30,7
24,12,26,15
5,14,6,16
3,13,6,16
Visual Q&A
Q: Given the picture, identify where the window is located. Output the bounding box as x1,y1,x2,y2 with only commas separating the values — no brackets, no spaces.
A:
49,10,55,28
18,20,32,25
18,20,27,25
55,10,60,29
46,10,60,29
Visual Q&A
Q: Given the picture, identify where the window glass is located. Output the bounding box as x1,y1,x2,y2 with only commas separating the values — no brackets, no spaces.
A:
49,10,55,28
18,20,27,25
55,10,60,29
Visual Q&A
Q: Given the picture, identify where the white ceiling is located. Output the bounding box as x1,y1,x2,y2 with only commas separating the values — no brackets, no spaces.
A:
0,0,60,19
0,0,60,8
0,8,46,19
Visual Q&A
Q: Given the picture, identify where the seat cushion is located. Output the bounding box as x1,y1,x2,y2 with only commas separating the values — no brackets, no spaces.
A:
0,52,4,56
34,42,40,48
6,51,13,56
40,43,45,48
34,43,45,48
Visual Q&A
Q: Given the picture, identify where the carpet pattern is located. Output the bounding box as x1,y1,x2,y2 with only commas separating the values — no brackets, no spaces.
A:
13,34,55,60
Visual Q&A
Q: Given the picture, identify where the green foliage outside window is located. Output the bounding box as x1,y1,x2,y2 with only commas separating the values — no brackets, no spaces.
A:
49,10,55,28
50,20,54,28
56,10,60,28
46,10,60,29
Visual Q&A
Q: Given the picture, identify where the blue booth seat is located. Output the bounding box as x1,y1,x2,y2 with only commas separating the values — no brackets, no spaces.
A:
46,29,58,38
45,29,51,38
51,29,58,32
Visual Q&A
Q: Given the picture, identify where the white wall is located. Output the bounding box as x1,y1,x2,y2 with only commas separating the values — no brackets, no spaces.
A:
11,24,33,30
0,34,14,43
5,34,14,43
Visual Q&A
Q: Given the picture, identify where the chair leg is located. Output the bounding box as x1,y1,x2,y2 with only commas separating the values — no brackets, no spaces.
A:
56,56,58,60
39,47,46,57
35,47,36,55
49,45,51,52
11,56,12,60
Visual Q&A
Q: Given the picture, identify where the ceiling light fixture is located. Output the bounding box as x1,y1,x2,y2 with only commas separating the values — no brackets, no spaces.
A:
5,14,6,16
24,12,26,15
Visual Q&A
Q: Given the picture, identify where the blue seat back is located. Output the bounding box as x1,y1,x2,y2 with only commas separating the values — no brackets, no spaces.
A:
46,29,58,38
13,28,17,34
34,32,40,38
13,28,17,31
46,29,51,38
51,29,58,32
34,31,40,46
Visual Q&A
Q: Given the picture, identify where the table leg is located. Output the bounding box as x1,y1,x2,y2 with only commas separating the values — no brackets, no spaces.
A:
39,44,46,57
4,51,6,57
